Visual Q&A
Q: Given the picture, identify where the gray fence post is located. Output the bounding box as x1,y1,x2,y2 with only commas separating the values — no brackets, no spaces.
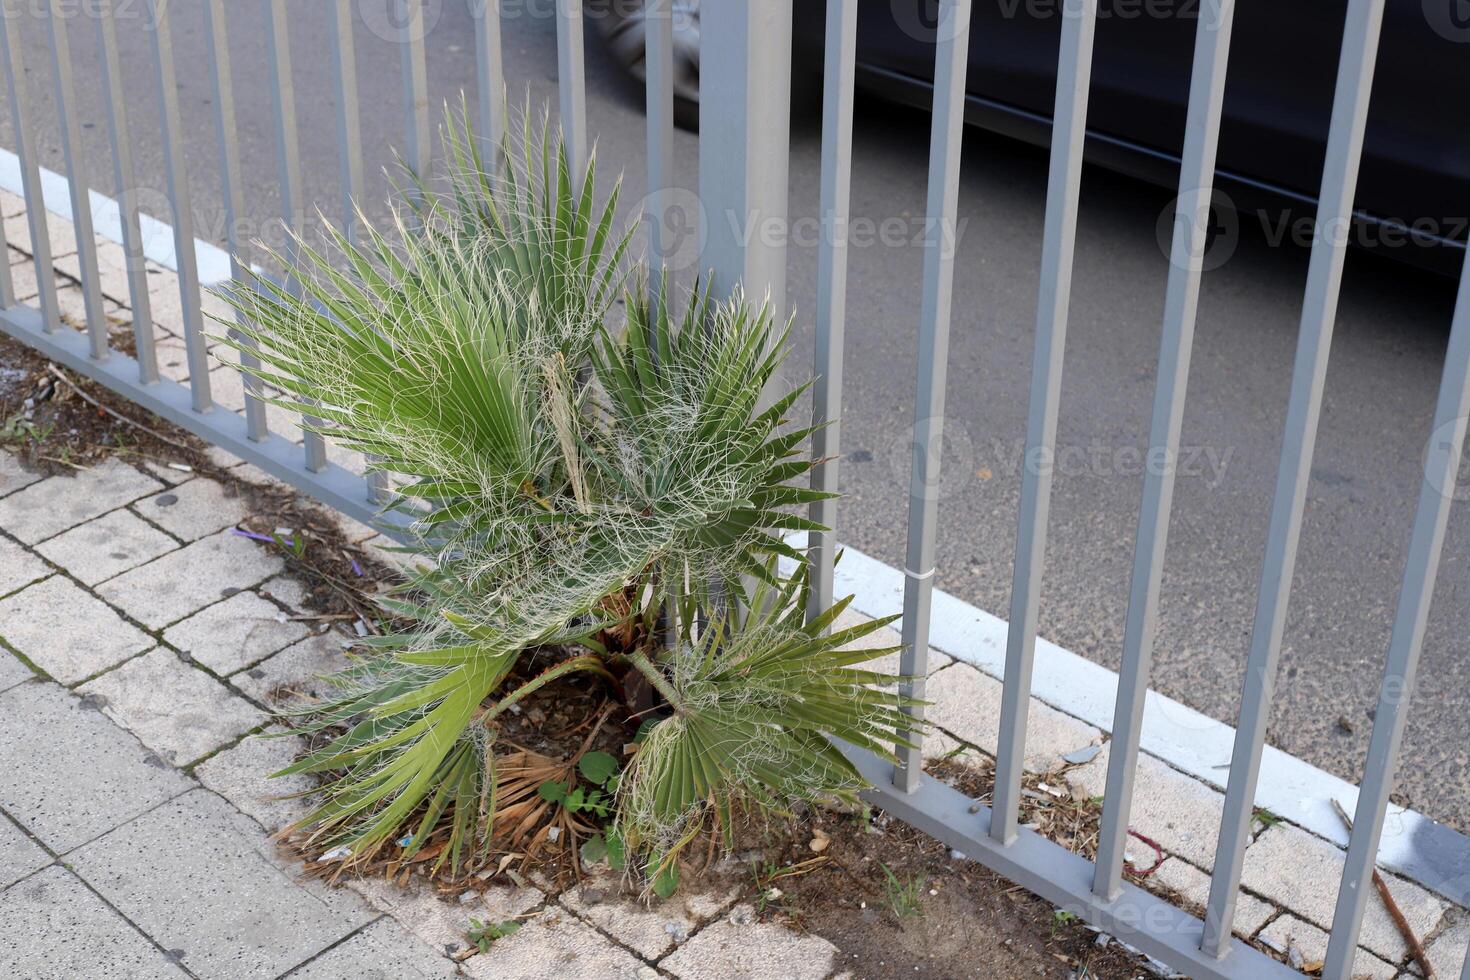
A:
696,0,792,316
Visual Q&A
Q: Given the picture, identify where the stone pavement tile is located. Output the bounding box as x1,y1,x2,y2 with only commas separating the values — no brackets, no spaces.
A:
1066,745,1228,872
0,457,162,544
0,451,42,498
659,903,840,980
285,918,457,979
98,528,284,629
54,282,127,332
0,816,49,889
0,575,152,684
259,575,312,613
349,876,544,959
1420,918,1469,979
3,213,78,259
163,591,309,675
0,534,49,596
69,790,366,980
924,661,1102,772
0,866,189,980
35,509,177,586
79,649,268,767
7,246,38,301
0,188,22,217
152,335,194,384
55,240,132,305
0,650,34,693
136,477,250,542
560,868,743,960
0,682,189,852
195,727,314,835
461,906,645,980
233,631,353,707
1256,914,1396,978
1149,858,1274,939
1241,823,1447,964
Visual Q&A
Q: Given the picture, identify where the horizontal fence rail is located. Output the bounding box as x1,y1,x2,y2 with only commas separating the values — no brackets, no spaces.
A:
0,3,1464,979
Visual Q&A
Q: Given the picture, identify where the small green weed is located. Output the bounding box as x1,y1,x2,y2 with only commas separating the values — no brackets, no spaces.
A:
466,917,521,952
878,863,926,919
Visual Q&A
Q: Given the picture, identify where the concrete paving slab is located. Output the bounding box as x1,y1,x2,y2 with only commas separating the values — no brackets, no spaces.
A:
233,631,353,707
1065,744,1230,872
1243,823,1447,965
0,682,189,853
0,458,162,545
659,903,840,980
285,918,457,979
0,815,49,889
349,876,544,959
0,535,49,596
1420,918,1469,979
0,575,152,684
78,649,267,766
1149,857,1274,939
0,451,41,499
0,650,34,693
194,727,314,835
460,906,645,980
924,661,1102,772
98,528,284,629
136,478,250,542
35,509,177,586
0,866,188,979
560,868,743,960
69,790,364,980
1256,914,1396,978
163,591,309,676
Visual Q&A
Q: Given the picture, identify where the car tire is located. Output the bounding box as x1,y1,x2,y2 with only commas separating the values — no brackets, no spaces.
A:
589,0,701,132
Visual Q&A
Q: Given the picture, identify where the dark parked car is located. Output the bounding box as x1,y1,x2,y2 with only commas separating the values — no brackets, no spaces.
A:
594,0,1470,273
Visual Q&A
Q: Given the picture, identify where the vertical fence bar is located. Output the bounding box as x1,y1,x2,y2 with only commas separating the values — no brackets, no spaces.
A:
555,0,588,187
1091,0,1237,895
644,0,674,274
399,0,431,203
146,0,211,411
43,0,107,356
894,0,973,792
696,0,792,312
0,0,59,329
0,189,10,307
806,0,859,625
472,0,505,166
1322,253,1470,978
264,0,327,471
1201,0,1386,956
1462,940,1470,980
204,0,267,442
0,4,12,310
96,0,158,382
329,0,386,502
330,0,366,249
990,0,1098,840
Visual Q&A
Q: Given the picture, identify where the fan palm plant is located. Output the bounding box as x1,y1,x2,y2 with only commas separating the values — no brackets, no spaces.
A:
214,104,917,881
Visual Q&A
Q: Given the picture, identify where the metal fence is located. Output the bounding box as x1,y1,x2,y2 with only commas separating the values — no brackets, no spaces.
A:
0,2,1468,979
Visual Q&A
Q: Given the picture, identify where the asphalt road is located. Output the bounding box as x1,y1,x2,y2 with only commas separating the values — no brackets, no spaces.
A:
3,3,1467,832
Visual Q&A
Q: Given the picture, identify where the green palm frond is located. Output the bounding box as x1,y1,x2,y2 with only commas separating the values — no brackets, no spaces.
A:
616,566,920,876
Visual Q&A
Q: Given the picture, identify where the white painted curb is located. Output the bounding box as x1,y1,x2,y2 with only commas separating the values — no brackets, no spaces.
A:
0,149,234,287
